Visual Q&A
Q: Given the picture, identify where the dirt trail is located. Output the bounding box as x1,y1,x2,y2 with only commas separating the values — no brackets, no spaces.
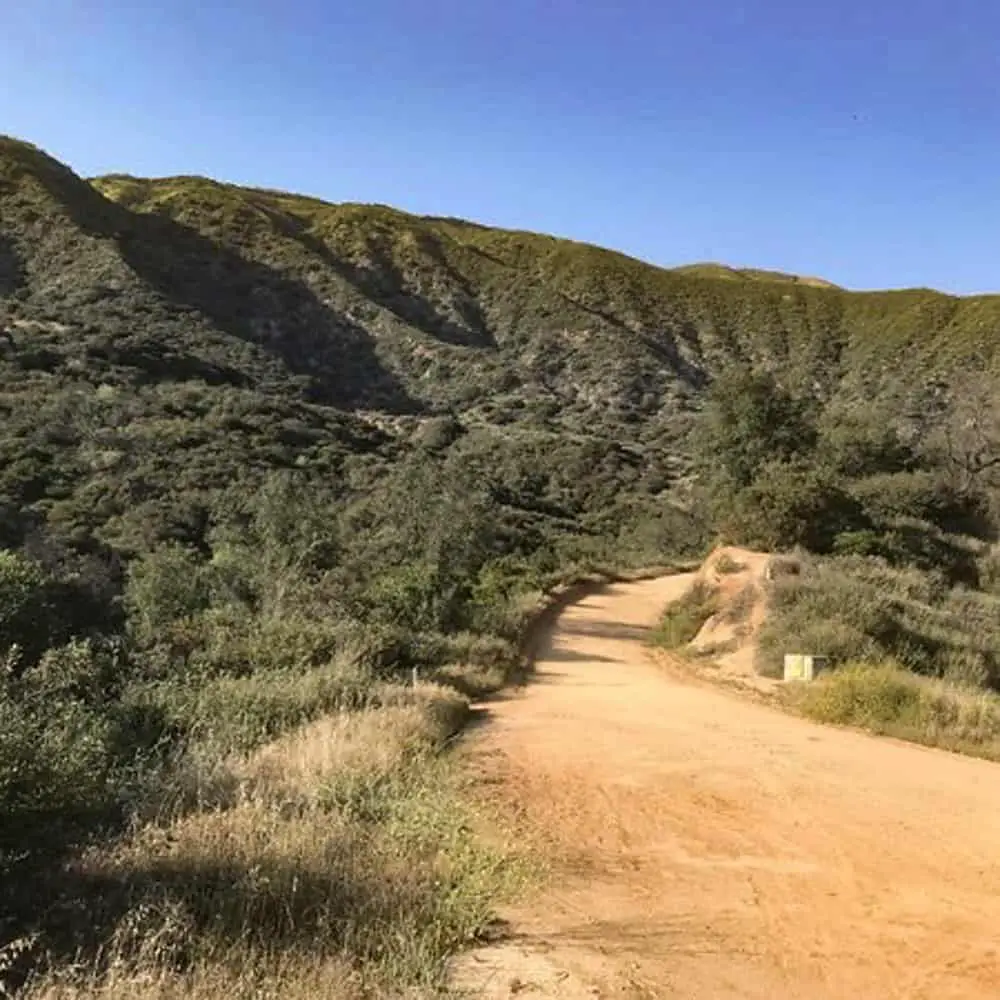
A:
453,574,1000,999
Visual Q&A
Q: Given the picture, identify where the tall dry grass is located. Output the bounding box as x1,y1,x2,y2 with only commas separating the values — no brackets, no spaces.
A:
16,683,527,1000
786,660,1000,760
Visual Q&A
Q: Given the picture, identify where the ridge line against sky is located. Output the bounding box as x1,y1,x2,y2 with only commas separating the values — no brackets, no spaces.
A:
2,0,997,295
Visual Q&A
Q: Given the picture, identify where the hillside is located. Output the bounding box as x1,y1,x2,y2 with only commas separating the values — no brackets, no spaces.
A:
3,134,1000,566
671,262,840,288
4,133,1000,996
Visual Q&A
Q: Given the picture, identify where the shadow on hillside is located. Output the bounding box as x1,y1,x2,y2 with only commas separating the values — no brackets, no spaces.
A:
0,810,130,990
32,174,422,413
556,289,709,392
84,337,257,389
0,230,25,298
255,203,498,350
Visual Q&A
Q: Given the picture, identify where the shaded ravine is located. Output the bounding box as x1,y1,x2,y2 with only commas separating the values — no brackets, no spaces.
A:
453,575,1000,999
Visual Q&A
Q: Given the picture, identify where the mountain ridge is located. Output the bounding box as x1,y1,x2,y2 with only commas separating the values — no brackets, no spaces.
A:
84,168,984,300
6,133,997,301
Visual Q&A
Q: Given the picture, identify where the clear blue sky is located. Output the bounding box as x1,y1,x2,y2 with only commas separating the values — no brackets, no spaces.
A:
2,1,997,293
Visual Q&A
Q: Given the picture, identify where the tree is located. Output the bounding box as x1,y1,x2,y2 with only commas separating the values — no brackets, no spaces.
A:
0,550,53,666
721,459,868,553
693,368,817,491
816,406,914,478
208,471,342,614
929,371,1000,501
124,544,210,644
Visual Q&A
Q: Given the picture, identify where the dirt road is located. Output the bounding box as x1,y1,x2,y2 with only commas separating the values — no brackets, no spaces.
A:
453,575,1000,999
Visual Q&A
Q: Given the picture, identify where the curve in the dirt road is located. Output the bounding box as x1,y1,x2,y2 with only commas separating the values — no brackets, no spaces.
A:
453,575,1000,1000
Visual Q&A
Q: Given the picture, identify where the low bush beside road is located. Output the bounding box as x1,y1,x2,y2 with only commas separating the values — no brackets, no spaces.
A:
786,660,1000,760
650,580,720,649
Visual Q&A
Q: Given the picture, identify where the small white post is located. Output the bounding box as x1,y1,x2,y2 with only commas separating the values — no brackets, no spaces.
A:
784,653,828,682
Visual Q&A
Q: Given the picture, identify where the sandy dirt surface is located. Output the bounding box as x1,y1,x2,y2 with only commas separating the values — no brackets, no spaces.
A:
451,574,1000,999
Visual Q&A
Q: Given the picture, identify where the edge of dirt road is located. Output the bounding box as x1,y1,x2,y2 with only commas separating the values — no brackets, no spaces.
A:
514,561,700,684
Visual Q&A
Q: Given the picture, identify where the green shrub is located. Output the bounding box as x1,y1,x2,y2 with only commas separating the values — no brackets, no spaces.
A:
939,648,993,689
847,470,935,523
714,553,745,575
848,470,984,536
831,529,886,558
756,615,877,678
723,459,869,553
192,609,353,678
136,668,366,756
693,369,817,490
363,559,477,635
792,660,921,728
756,561,898,676
651,582,719,649
19,637,129,706
0,550,55,665
125,545,211,645
759,554,1000,686
467,556,544,637
0,687,119,847
789,660,1000,758
817,413,914,478
836,521,978,584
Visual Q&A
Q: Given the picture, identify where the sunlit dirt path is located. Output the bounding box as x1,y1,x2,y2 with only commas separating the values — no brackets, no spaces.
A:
452,575,1000,999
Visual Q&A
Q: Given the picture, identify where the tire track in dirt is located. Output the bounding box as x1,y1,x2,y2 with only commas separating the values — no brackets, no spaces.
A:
452,574,1000,999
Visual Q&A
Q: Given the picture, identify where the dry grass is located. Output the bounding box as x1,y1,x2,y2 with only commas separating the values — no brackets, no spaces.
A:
430,662,511,701
766,553,803,579
17,683,526,1000
19,953,364,1000
785,661,1000,760
721,581,758,627
755,552,1000,683
241,693,443,803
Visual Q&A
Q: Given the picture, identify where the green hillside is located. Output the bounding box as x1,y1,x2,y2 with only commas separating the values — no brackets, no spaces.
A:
3,134,1000,997
4,133,1000,561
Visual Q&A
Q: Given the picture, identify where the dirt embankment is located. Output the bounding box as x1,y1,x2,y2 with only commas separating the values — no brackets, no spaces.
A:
685,545,774,682
452,570,1000,999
